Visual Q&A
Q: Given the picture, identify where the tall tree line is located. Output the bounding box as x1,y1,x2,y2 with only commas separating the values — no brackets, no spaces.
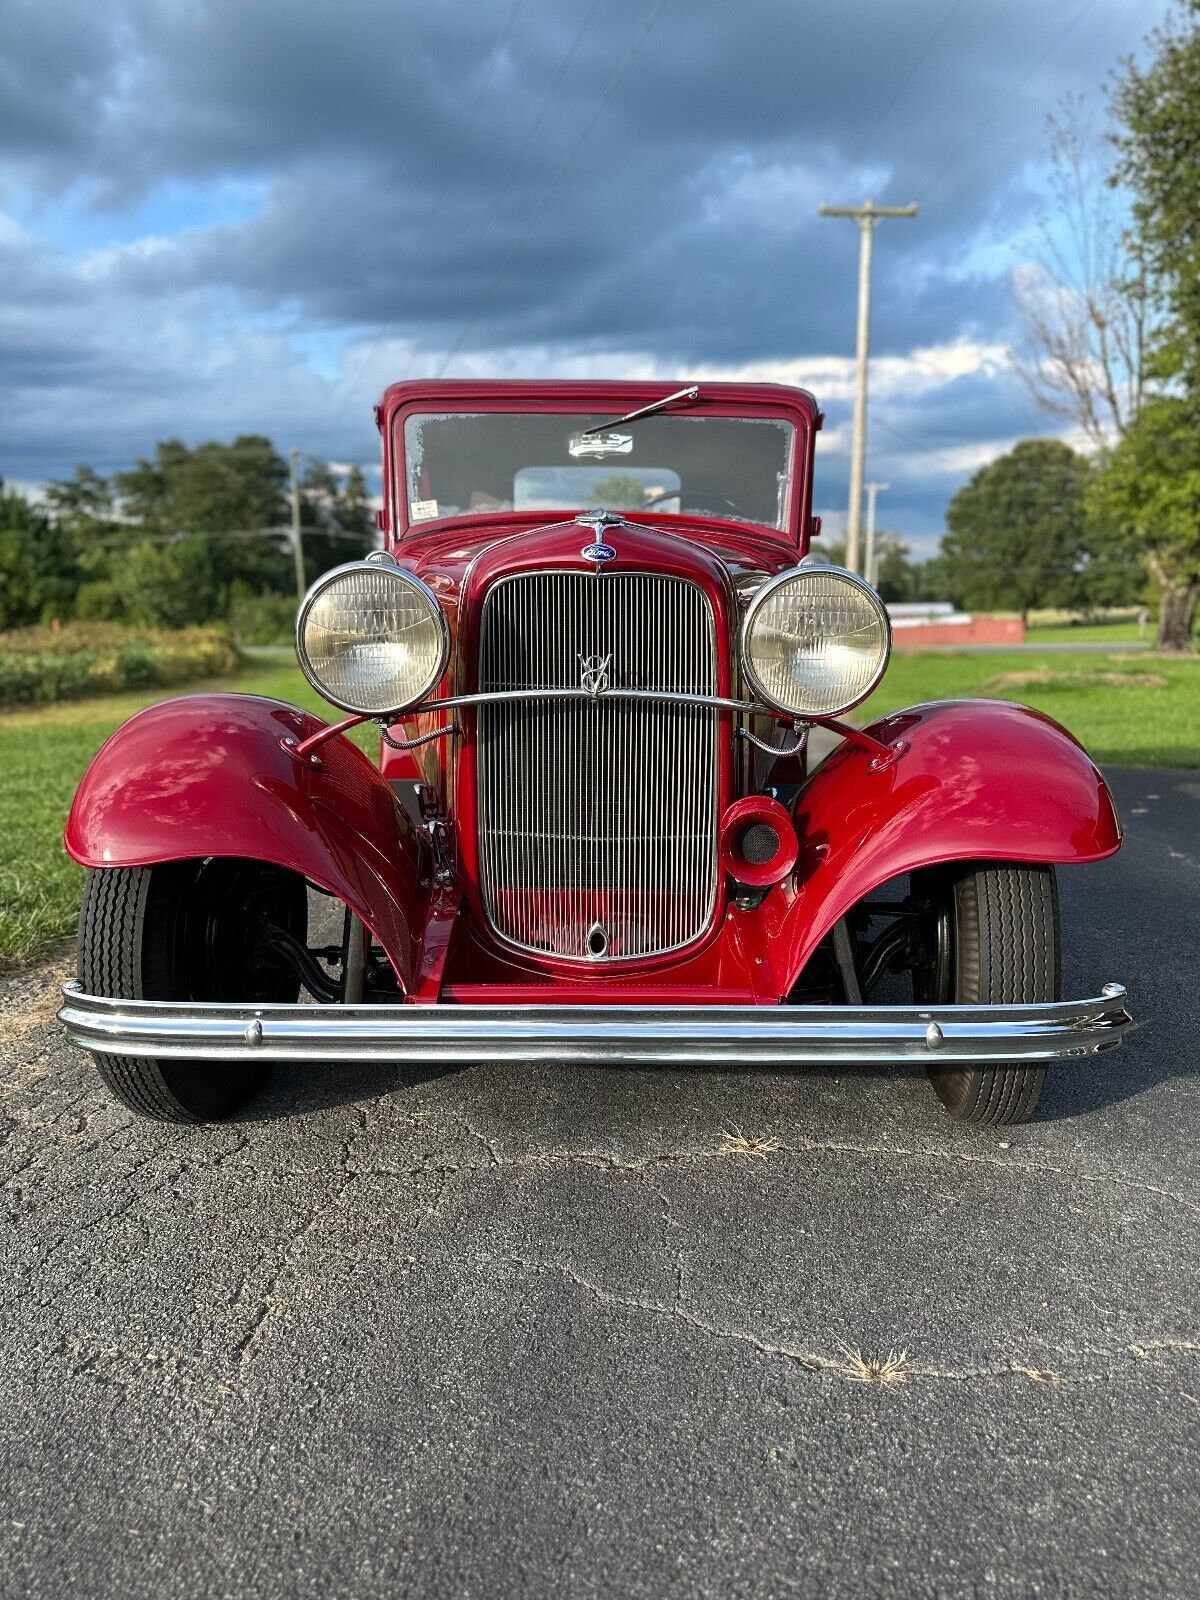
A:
0,438,374,631
1012,0,1200,648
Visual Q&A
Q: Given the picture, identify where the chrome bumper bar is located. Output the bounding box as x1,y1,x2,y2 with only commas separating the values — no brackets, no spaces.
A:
58,982,1133,1066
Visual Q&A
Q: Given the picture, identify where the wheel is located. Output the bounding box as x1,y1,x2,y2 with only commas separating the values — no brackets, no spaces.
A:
913,863,1060,1126
77,859,307,1122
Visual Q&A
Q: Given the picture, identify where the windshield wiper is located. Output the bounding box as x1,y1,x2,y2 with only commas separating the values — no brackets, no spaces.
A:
581,384,700,437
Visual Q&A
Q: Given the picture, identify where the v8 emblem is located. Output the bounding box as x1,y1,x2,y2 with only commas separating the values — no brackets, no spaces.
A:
579,653,612,698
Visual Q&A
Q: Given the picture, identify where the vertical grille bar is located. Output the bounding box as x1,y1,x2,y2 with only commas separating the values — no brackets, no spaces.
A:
477,573,719,961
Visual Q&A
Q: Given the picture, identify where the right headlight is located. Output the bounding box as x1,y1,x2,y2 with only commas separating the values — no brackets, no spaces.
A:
741,565,891,718
296,560,449,715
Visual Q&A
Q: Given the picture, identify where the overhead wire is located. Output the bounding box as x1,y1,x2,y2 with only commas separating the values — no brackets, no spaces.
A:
817,0,1104,488
921,0,1102,200
395,0,605,381
837,0,971,186
434,0,669,376
410,0,528,245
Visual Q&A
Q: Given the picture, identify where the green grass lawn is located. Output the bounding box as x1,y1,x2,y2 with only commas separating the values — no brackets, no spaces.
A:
1025,618,1200,644
1026,620,1146,644
1,650,1197,966
859,650,1200,768
0,662,339,968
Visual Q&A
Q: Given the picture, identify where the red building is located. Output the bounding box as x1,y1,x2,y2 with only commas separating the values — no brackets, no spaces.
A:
888,603,1024,648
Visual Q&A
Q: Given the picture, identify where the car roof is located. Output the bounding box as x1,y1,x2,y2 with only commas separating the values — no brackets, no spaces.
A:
376,378,821,429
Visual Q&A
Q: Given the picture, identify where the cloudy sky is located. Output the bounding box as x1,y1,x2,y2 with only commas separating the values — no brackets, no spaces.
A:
0,0,1171,553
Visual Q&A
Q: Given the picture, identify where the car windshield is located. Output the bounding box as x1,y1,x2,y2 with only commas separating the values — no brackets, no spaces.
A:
401,411,796,532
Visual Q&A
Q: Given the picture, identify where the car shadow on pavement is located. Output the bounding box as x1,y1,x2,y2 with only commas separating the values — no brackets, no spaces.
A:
232,1060,466,1121
229,1049,1166,1131
1036,1026,1174,1122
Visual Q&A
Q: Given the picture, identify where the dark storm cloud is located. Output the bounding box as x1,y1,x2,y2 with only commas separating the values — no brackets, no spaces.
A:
0,0,1172,526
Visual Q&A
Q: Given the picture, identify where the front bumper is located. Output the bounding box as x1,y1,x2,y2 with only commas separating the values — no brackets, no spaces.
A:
58,982,1133,1065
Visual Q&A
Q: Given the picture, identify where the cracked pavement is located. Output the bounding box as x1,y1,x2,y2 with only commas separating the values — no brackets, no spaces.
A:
1,767,1197,1598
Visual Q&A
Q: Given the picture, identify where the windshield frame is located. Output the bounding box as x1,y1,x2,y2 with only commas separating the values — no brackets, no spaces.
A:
385,382,818,550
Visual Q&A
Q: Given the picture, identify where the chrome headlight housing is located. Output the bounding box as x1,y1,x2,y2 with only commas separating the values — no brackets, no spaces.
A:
296,560,449,715
741,565,890,718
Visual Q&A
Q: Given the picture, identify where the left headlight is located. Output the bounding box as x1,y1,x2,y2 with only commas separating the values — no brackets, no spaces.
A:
741,565,890,718
296,561,449,715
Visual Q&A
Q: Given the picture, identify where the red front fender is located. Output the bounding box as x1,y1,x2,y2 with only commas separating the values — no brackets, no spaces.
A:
64,694,429,991
754,700,1122,995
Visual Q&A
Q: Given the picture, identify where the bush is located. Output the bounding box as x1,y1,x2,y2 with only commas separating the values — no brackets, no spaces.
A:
227,589,297,645
0,623,241,708
73,579,130,622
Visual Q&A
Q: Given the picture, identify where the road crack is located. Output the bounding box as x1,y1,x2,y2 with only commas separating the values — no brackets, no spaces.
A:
231,1111,367,1367
336,1131,1199,1222
397,1250,1198,1389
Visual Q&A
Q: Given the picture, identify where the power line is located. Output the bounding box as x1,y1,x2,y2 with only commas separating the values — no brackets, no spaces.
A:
839,0,970,184
871,414,995,454
468,0,528,112
923,0,1101,201
394,0,603,384
434,0,668,376
68,526,374,553
12,448,375,476
410,0,528,247
873,411,1001,447
507,0,605,167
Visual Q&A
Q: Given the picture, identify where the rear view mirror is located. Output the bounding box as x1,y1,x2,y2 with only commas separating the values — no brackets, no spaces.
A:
568,431,634,459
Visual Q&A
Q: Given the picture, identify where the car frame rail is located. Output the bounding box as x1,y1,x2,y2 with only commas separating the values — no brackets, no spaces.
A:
58,982,1134,1065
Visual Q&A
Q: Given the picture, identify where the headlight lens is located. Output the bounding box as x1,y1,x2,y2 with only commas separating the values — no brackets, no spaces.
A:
296,562,448,715
742,566,890,717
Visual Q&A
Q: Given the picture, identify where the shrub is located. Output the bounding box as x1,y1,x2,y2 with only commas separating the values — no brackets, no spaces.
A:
227,588,297,645
0,623,241,708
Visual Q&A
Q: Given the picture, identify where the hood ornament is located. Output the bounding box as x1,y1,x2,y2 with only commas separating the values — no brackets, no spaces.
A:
578,509,623,569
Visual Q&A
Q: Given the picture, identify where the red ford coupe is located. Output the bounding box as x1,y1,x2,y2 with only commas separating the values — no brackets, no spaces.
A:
58,380,1131,1125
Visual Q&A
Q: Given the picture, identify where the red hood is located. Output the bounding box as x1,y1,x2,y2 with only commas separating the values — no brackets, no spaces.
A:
393,510,799,599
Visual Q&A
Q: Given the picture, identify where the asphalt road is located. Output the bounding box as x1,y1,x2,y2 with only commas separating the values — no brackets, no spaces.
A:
1,767,1196,1599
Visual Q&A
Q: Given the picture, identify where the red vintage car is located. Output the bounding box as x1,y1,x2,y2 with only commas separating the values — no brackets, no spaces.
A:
58,380,1131,1126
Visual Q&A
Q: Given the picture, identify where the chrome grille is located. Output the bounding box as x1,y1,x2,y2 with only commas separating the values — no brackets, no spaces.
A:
477,572,719,961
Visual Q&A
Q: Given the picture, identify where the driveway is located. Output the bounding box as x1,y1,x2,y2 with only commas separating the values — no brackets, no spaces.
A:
1,768,1196,1598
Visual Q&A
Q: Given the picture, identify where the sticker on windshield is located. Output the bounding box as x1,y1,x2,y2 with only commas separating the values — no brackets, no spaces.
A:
410,499,439,522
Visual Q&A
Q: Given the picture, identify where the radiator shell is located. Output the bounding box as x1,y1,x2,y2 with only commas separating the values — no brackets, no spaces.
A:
476,570,720,961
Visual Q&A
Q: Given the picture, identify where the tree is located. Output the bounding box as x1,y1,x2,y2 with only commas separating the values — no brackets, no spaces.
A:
1010,96,1151,447
1094,0,1200,646
1089,399,1199,647
805,534,950,603
44,464,127,618
115,437,291,609
44,465,117,533
940,440,1133,621
297,457,374,581
123,538,222,629
1110,1,1200,396
117,436,288,537
590,473,650,510
0,480,80,628
340,465,372,536
909,553,956,605
872,535,918,603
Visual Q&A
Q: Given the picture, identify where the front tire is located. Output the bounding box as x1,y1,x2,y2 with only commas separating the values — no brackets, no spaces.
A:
915,864,1060,1126
77,860,306,1123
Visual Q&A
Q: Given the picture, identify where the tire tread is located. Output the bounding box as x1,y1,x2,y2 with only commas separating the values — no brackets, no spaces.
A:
77,868,203,1123
76,863,294,1123
928,863,1059,1127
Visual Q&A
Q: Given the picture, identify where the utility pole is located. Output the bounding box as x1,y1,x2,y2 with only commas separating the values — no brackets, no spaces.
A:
818,199,917,573
288,447,306,603
864,481,888,588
